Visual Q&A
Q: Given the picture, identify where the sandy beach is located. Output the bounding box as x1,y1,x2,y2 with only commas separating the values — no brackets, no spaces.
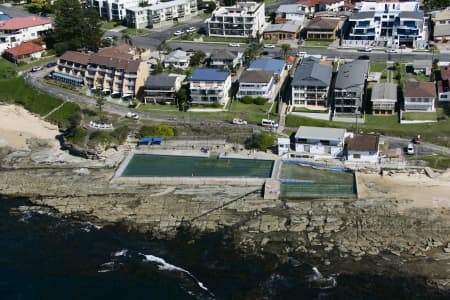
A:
358,171,450,214
0,104,59,150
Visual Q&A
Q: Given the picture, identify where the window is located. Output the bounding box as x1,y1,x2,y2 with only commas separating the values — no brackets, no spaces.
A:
353,153,361,159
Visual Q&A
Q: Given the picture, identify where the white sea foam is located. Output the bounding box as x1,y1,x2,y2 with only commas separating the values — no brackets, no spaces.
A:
97,269,112,273
140,253,213,294
113,249,128,257
309,267,337,289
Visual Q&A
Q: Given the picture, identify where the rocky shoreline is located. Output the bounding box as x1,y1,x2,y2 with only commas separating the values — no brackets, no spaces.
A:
0,145,449,294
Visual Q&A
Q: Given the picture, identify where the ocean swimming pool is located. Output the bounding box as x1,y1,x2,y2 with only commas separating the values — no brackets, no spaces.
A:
120,154,274,178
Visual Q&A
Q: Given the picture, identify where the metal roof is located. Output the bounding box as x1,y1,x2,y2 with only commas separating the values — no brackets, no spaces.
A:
239,70,273,83
349,11,375,21
190,68,230,81
335,60,369,89
276,4,305,14
295,126,346,141
264,22,301,33
248,58,285,75
291,57,332,87
145,73,177,89
371,83,397,101
399,11,424,20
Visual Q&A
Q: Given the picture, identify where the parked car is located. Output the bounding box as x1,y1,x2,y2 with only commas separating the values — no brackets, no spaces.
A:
359,47,372,52
406,143,415,155
186,27,196,33
264,44,275,48
46,62,57,68
385,48,397,53
126,112,140,120
297,51,307,57
173,30,184,36
232,118,247,125
228,43,240,47
31,66,43,72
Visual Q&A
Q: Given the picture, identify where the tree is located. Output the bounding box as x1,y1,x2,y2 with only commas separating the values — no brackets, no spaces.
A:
151,60,164,75
280,44,291,59
52,0,102,54
96,91,106,115
190,50,206,66
27,0,53,14
247,132,275,151
176,86,189,110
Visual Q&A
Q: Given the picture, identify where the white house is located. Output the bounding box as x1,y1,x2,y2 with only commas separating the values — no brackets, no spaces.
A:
189,68,231,104
206,2,266,38
125,0,197,29
403,81,436,112
163,50,190,69
294,126,347,158
237,70,275,101
345,134,380,163
0,16,52,53
277,137,291,156
275,4,306,24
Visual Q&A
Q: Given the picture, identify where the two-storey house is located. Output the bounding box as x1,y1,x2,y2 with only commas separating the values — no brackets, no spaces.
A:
237,70,275,101
370,82,397,115
403,81,436,112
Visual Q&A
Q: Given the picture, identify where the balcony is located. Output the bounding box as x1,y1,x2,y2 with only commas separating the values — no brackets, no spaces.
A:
124,73,137,78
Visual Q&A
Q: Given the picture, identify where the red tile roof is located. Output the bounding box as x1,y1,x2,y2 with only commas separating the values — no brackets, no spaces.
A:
60,51,91,65
298,0,343,6
440,65,450,81
285,55,296,63
0,16,52,30
4,41,44,57
403,82,436,98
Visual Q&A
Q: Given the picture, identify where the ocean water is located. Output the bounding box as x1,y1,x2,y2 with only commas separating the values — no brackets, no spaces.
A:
0,196,446,300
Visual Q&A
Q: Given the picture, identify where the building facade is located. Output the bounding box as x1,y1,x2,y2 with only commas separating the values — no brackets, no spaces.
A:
345,134,379,162
3,41,45,62
189,68,231,104
275,4,306,24
344,1,428,49
294,126,347,157
54,47,149,98
209,50,243,71
334,60,369,114
125,0,197,29
0,16,52,53
403,81,436,112
206,2,265,38
90,0,142,21
432,10,450,43
237,70,275,101
438,64,450,102
163,50,190,69
370,82,397,115
304,17,340,40
291,56,332,108
142,73,183,103
263,22,301,41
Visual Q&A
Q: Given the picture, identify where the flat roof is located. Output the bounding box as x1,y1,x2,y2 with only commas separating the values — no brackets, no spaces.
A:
295,126,346,141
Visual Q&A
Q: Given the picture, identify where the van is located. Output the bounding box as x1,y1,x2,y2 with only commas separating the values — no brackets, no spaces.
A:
261,119,278,128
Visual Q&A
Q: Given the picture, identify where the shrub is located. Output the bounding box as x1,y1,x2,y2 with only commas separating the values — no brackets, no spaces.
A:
89,131,115,146
111,125,129,144
139,125,175,139
240,96,254,104
247,132,275,151
65,126,88,145
253,97,267,105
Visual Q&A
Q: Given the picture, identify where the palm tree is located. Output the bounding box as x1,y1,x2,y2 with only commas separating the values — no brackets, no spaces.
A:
280,44,291,59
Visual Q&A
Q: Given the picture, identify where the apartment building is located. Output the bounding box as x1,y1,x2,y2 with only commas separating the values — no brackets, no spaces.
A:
291,57,332,108
206,2,265,38
189,68,231,104
237,70,275,101
54,46,149,98
370,82,397,115
0,16,52,53
334,60,369,114
403,81,436,112
125,0,197,29
344,1,428,49
90,0,143,21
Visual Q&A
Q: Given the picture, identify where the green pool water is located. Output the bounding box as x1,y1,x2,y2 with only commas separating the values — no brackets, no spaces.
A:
121,154,274,178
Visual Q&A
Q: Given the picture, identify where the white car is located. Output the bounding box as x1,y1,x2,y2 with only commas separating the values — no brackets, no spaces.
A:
406,143,415,155
31,66,43,72
173,30,184,36
232,118,247,125
186,27,196,33
386,48,397,53
264,44,276,48
228,43,240,47
359,47,372,52
126,112,140,120
297,51,307,57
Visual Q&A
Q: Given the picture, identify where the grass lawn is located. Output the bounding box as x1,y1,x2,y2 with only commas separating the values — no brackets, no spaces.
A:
412,155,450,170
286,113,450,147
302,40,332,47
47,102,81,128
101,21,119,30
370,61,387,73
121,28,150,36
402,111,437,121
293,107,328,113
413,73,431,82
18,57,56,72
0,77,63,116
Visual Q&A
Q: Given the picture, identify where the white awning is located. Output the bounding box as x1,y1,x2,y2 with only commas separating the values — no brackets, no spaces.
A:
102,88,111,92
111,91,121,95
